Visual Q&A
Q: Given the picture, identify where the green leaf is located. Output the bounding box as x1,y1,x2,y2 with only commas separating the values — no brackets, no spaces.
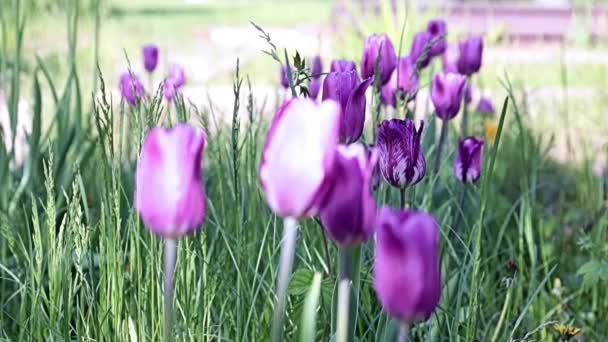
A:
290,268,314,296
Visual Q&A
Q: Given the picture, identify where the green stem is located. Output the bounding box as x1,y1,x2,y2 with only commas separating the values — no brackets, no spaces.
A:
163,239,177,342
399,187,407,208
398,323,409,342
453,184,467,235
461,76,470,136
433,119,448,175
271,218,298,342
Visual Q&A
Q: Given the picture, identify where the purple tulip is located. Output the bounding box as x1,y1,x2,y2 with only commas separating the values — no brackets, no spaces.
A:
373,207,441,323
319,144,378,245
259,98,340,218
311,56,323,78
309,78,322,100
361,33,397,85
380,56,419,107
167,64,186,89
431,72,466,120
135,124,207,238
476,96,495,114
454,136,484,183
464,83,474,105
376,119,426,189
410,31,432,69
366,144,382,191
457,36,483,76
280,65,290,89
142,44,159,73
119,72,145,106
322,70,373,144
427,19,447,57
330,59,357,73
443,43,459,73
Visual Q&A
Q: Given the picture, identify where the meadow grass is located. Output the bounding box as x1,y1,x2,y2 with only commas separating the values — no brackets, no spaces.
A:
1,1,607,341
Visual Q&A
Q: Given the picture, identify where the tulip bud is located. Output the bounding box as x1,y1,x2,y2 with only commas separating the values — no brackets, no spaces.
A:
322,70,373,144
319,144,378,245
142,44,159,73
330,59,357,73
476,96,495,114
361,33,397,85
373,207,441,323
119,72,145,106
454,136,484,183
135,124,207,238
431,72,466,120
410,31,432,69
311,56,323,78
442,43,459,73
279,65,290,89
380,56,419,107
260,99,340,218
167,64,186,89
376,119,426,188
308,78,321,100
457,36,483,76
427,19,447,57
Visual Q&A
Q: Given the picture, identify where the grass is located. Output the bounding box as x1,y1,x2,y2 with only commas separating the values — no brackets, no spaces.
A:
1,1,608,341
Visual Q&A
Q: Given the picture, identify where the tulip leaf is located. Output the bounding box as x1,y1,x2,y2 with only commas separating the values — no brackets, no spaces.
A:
298,272,322,342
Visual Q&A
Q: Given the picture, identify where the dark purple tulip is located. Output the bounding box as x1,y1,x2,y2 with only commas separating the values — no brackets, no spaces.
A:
454,136,484,183
311,56,323,78
376,119,426,189
366,144,382,191
322,70,373,144
361,33,397,85
259,98,341,218
427,19,447,57
476,96,495,114
464,83,474,105
457,36,483,76
309,78,322,100
280,65,290,89
119,72,145,106
330,59,357,73
431,72,466,120
374,207,441,323
443,43,459,73
410,31,432,69
319,144,378,245
135,124,207,238
381,56,419,107
142,44,159,73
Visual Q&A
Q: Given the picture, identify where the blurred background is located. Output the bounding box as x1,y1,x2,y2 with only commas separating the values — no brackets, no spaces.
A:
1,0,607,170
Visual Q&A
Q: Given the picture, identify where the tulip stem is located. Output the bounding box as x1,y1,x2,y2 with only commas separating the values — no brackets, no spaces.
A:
433,119,448,175
399,188,407,208
336,279,350,342
339,245,351,281
398,323,409,342
461,77,470,136
271,217,298,342
163,238,177,342
454,184,467,235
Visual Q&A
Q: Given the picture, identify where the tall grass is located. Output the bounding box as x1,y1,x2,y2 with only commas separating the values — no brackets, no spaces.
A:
1,1,607,341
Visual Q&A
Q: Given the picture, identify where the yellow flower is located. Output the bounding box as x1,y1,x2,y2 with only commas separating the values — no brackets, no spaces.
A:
484,119,498,143
553,323,581,339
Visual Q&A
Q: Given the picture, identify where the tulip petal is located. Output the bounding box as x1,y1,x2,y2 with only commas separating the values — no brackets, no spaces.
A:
343,77,372,143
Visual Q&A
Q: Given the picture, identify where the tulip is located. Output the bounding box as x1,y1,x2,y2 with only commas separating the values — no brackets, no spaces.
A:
380,56,419,107
322,70,373,143
135,123,207,238
410,31,432,69
361,33,397,85
163,79,177,101
454,136,484,183
259,98,340,218
311,55,323,78
376,119,426,189
431,72,466,120
319,144,378,245
366,144,382,191
464,83,474,105
373,207,441,323
167,64,186,89
476,96,495,114
279,64,290,89
119,72,145,106
142,44,159,73
309,78,321,100
427,19,447,57
457,36,483,76
330,59,357,73
443,43,459,73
